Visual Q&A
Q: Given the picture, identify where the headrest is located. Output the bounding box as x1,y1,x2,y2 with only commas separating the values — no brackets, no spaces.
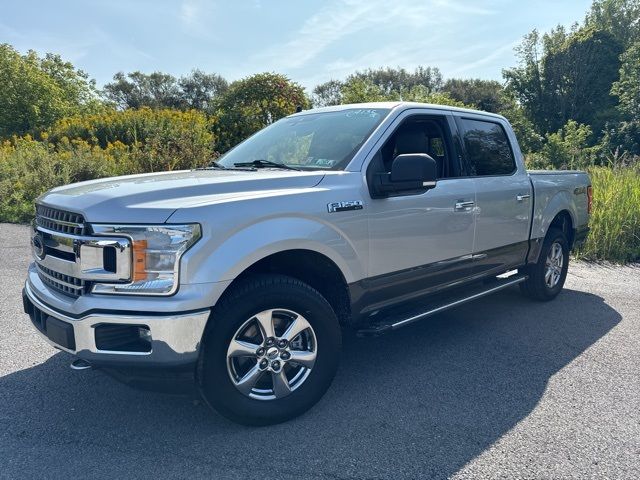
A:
394,126,428,156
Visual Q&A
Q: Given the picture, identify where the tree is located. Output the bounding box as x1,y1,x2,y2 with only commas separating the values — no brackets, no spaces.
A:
347,66,443,96
0,44,100,137
340,78,387,104
612,41,640,119
311,79,343,107
504,27,623,137
541,120,596,169
179,70,228,111
586,0,640,48
103,71,183,109
442,78,508,112
499,94,544,154
103,69,228,111
312,66,444,107
213,73,309,152
401,87,469,107
542,27,623,135
605,40,640,155
503,30,546,134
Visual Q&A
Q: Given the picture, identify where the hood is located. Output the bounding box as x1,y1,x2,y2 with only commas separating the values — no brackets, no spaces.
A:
38,169,326,223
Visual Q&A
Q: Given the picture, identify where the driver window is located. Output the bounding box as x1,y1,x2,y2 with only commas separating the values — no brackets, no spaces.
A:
372,115,458,179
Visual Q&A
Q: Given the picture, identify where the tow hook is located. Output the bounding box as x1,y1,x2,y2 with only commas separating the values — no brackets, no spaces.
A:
70,358,92,371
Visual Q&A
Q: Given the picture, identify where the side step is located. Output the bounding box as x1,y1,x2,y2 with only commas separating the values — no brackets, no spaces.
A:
356,274,528,337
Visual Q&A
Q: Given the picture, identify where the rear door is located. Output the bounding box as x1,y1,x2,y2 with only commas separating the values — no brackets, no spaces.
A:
454,115,532,276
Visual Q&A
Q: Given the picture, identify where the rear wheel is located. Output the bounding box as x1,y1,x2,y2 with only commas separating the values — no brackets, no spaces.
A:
198,274,341,425
519,228,569,301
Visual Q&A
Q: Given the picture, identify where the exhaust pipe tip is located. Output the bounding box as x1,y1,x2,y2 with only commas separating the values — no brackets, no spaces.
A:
70,358,92,371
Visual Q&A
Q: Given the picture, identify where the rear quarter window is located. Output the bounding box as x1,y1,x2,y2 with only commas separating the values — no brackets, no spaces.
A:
459,118,516,176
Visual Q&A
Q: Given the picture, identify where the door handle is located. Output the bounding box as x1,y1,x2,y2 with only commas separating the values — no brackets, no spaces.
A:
454,200,475,211
516,193,531,202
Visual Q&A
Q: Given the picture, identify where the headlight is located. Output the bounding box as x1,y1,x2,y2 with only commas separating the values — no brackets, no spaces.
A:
90,224,201,295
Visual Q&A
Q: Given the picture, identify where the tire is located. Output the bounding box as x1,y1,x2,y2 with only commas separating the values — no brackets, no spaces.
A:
198,274,341,426
519,228,569,301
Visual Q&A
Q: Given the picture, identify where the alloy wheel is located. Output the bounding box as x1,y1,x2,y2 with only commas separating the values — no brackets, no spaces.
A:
544,241,564,289
226,308,317,401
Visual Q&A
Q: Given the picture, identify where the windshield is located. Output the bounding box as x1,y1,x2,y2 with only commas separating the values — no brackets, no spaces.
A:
217,108,390,170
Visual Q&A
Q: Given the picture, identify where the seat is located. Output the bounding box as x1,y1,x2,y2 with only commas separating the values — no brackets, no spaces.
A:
393,126,444,178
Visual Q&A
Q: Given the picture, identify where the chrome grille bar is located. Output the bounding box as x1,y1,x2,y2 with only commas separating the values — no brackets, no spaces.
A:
36,264,86,297
35,205,85,235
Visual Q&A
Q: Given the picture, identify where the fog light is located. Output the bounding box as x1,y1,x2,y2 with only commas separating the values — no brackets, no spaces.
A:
95,324,152,352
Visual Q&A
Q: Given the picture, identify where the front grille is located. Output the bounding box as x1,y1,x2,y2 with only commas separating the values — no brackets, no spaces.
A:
36,205,85,236
36,264,87,298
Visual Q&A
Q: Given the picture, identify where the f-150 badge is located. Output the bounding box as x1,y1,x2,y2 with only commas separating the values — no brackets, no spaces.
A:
327,201,363,213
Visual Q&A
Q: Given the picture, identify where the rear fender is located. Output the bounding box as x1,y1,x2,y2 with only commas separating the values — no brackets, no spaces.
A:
528,190,577,263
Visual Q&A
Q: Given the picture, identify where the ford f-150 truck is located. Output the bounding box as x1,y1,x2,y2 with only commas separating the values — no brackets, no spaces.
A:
22,102,591,425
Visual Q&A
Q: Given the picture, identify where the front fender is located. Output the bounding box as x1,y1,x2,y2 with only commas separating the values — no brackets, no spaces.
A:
182,216,363,287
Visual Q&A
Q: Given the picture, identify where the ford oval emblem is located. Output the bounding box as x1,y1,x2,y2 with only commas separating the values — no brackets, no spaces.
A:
32,233,45,260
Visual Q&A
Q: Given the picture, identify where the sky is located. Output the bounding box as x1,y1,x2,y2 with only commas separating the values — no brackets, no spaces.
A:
1,0,594,91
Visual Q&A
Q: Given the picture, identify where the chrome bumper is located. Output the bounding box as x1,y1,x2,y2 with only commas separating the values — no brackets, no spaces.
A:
23,281,210,367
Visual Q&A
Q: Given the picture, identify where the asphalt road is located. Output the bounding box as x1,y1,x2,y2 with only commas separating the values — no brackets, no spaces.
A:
1,222,639,479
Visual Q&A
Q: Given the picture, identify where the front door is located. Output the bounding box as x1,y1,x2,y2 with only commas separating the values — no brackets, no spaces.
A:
360,112,476,314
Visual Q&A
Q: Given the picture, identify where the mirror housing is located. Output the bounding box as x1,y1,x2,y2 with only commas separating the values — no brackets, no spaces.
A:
372,153,437,197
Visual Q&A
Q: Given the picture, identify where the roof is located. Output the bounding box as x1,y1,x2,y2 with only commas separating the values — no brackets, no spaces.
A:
291,101,506,121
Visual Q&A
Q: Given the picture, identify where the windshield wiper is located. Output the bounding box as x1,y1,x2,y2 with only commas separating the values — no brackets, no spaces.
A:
233,159,301,171
197,161,231,170
198,161,256,171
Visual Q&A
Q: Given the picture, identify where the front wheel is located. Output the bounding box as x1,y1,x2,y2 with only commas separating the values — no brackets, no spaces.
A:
198,274,341,425
519,228,569,301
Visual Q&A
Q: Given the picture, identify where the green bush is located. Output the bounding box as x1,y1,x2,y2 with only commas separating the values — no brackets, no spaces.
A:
46,107,215,172
0,108,216,222
0,136,117,223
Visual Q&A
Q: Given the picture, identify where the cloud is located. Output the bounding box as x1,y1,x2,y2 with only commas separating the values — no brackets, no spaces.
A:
447,39,519,76
179,0,216,39
180,0,199,26
254,0,376,70
253,0,497,71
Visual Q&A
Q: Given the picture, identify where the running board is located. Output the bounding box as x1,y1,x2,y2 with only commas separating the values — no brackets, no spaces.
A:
356,274,528,337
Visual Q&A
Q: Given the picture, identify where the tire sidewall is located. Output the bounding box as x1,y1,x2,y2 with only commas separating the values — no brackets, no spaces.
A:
537,229,570,299
199,276,341,425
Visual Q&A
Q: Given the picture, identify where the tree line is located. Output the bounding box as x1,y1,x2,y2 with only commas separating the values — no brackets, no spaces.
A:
1,0,639,166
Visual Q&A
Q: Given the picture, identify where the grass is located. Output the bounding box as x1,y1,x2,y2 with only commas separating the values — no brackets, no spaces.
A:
574,166,640,263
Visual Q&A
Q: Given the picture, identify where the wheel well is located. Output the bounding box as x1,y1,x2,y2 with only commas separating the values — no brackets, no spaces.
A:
549,211,574,248
231,250,352,325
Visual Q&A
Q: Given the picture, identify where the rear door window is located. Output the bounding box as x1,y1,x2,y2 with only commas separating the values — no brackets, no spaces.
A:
458,118,516,176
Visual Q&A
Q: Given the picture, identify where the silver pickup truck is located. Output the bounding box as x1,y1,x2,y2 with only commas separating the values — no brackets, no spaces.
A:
22,102,591,425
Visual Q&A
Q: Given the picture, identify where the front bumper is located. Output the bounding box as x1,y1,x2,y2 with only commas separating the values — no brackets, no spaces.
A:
23,281,210,368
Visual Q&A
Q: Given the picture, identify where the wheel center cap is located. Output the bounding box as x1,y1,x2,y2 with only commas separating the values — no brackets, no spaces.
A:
267,347,279,359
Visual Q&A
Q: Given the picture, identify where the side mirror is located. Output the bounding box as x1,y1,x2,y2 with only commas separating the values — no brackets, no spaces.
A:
391,153,437,187
372,153,437,197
